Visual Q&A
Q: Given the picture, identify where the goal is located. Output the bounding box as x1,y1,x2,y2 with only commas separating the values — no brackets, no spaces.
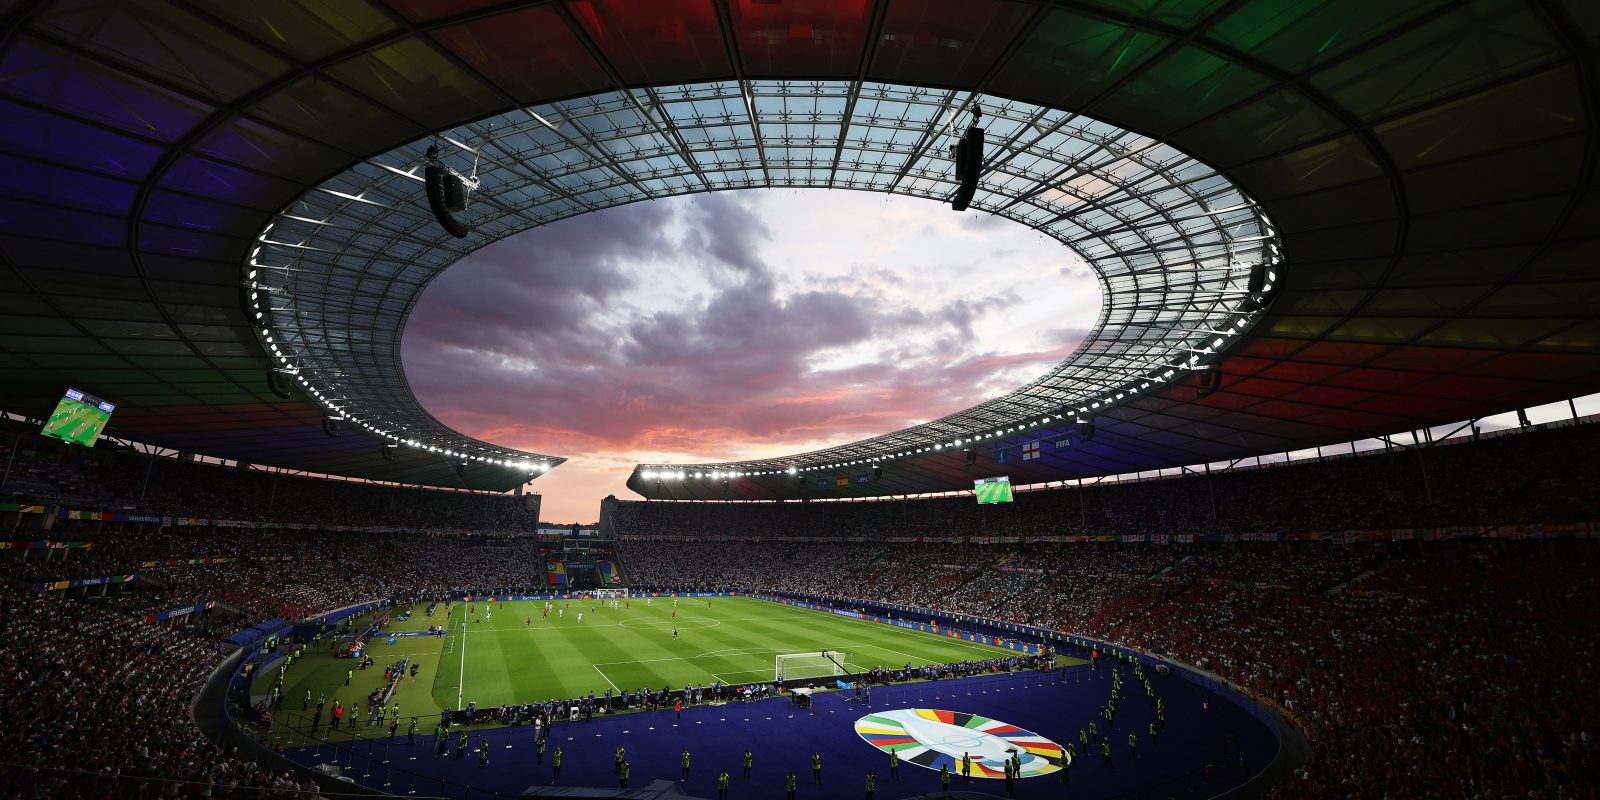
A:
591,589,627,599
775,650,854,683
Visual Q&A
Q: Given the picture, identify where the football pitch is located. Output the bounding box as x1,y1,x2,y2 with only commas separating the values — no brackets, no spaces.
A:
431,596,1063,709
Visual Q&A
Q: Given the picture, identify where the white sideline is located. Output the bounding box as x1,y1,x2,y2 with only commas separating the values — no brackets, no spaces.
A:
457,620,467,711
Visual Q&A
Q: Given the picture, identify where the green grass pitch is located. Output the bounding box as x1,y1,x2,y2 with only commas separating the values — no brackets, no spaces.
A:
261,596,1079,747
432,596,1050,708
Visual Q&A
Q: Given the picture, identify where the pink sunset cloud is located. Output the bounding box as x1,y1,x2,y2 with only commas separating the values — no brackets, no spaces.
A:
403,191,1098,521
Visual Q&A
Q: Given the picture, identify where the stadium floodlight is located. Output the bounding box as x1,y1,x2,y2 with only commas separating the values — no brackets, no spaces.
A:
787,466,797,475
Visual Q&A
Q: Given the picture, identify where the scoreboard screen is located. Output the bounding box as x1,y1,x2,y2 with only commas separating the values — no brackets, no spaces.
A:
41,387,115,448
974,476,1014,504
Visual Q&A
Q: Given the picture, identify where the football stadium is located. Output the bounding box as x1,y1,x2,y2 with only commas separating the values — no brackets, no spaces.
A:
2,2,1599,799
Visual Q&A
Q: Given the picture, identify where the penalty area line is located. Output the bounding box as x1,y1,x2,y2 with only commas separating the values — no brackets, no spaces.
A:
592,664,621,693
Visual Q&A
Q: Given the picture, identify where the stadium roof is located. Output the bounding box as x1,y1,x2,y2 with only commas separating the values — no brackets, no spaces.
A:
0,0,1596,497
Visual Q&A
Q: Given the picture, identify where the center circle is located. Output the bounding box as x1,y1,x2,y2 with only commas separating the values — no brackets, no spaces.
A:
618,617,721,630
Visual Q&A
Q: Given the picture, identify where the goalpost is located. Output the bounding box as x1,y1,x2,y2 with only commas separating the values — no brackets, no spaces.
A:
592,589,628,599
776,650,854,683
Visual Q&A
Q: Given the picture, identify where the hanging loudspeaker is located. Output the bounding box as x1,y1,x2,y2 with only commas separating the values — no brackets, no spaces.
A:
1247,262,1266,294
425,165,471,239
267,369,294,400
1197,363,1223,399
951,125,986,211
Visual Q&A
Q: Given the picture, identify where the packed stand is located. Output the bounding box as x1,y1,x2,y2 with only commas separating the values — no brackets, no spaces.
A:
613,421,1600,541
0,580,286,798
621,536,1600,799
0,420,538,532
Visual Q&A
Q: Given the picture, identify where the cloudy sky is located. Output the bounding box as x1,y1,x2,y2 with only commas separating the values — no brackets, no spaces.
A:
402,190,1100,522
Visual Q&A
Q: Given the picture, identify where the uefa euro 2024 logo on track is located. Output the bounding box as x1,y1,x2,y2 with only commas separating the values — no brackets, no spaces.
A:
854,709,1068,778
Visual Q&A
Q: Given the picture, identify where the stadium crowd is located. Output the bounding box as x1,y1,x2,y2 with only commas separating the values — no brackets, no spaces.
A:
1,419,540,532
0,530,551,631
613,421,1600,540
0,579,295,798
620,539,1599,798
0,420,1592,797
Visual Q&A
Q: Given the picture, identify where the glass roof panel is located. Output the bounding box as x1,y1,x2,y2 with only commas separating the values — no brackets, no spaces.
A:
1075,0,1232,26
0,35,214,142
1209,0,1450,73
869,0,1033,87
990,9,1170,110
429,5,612,105
206,1,398,62
32,0,292,103
727,0,872,77
565,0,731,85
1307,0,1562,121
253,80,1279,474
324,37,504,130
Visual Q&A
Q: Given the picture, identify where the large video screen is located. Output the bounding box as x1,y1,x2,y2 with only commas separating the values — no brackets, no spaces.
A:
974,476,1013,505
41,388,114,447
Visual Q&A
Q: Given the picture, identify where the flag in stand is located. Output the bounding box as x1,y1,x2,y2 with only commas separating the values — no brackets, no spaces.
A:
1022,441,1040,460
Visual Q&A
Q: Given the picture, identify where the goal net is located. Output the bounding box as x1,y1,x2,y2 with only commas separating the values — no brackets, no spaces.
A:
591,589,628,599
776,650,854,683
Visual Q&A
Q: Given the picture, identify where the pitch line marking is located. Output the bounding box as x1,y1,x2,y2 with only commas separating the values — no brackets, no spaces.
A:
592,664,621,693
761,601,1011,656
618,617,721,630
456,614,786,633
769,600,1008,656
593,643,878,668
858,643,937,666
